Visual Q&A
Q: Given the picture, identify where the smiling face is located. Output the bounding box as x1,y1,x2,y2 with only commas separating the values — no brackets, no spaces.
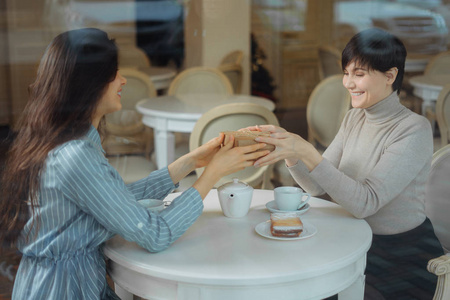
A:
343,61,397,109
91,71,127,126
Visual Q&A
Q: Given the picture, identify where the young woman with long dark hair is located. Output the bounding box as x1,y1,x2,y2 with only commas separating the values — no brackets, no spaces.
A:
0,28,268,299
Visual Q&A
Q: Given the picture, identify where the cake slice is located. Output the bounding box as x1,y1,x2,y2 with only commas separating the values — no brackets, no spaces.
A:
270,212,303,238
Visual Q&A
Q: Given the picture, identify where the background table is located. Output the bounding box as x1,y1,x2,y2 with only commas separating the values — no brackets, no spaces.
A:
138,66,177,91
104,189,372,300
409,74,450,116
136,94,276,169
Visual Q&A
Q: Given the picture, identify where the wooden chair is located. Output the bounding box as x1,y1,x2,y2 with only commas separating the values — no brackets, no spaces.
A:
426,144,450,299
218,63,243,94
220,50,243,66
168,67,233,96
425,51,450,75
306,74,351,152
317,45,342,81
103,68,157,183
118,45,151,69
417,52,450,129
218,50,244,94
189,103,279,189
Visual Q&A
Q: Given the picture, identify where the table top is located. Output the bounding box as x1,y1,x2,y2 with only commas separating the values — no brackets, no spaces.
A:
137,66,177,81
104,189,372,287
136,94,276,121
409,74,450,90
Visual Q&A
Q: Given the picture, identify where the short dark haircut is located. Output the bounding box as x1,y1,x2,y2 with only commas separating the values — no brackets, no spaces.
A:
342,28,407,95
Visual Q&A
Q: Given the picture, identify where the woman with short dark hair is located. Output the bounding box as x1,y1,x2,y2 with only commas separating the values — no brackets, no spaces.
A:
245,28,443,298
0,28,268,299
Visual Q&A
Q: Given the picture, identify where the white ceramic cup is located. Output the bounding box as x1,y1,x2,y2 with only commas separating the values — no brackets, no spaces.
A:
137,199,165,213
274,186,311,211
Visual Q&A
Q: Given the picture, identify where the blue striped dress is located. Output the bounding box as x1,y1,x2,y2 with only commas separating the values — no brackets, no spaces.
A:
12,126,204,299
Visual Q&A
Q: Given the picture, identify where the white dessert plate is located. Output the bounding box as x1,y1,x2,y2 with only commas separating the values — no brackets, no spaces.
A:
265,200,310,214
255,221,317,241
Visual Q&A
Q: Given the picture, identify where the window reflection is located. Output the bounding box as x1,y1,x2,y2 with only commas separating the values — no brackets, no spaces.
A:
1,1,450,296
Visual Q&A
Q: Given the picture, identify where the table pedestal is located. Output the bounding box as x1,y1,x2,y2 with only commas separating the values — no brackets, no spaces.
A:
154,127,175,170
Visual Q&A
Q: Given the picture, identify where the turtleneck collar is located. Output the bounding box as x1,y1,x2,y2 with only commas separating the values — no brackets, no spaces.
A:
364,91,406,124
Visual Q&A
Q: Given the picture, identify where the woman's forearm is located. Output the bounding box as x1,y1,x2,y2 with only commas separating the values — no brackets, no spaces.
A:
167,153,196,185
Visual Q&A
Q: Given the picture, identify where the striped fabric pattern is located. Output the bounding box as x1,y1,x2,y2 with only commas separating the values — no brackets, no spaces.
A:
12,126,203,300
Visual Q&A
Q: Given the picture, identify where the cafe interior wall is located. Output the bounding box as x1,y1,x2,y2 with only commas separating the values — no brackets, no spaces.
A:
184,0,251,95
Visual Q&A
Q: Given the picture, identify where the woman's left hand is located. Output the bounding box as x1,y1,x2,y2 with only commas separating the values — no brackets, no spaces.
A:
253,130,323,171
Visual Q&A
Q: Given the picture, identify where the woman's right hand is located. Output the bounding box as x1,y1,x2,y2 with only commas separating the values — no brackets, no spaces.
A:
193,135,269,198
209,135,269,178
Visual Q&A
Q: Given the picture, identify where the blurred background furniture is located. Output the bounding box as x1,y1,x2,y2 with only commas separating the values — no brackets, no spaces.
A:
168,66,234,96
118,44,151,69
306,74,351,153
189,102,279,189
164,66,235,165
372,16,447,55
409,74,450,138
435,84,450,148
426,144,450,300
103,67,157,184
317,45,342,81
136,94,275,170
424,51,450,75
410,51,450,122
137,67,177,92
219,49,243,66
218,50,244,94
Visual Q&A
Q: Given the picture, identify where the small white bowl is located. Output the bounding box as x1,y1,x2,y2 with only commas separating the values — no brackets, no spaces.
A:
137,199,165,213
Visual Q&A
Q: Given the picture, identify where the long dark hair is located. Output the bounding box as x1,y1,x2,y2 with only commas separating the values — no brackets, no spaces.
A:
341,28,407,95
0,28,118,247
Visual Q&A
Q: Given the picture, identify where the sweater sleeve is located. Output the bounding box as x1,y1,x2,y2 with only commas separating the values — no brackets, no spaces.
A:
307,116,433,218
287,111,347,196
56,141,203,252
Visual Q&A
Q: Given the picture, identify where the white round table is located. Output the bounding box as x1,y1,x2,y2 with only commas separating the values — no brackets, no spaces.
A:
409,74,450,116
104,189,372,300
136,94,276,169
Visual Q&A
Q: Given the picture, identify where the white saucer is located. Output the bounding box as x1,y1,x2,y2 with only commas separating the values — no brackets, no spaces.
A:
265,200,310,214
255,221,317,241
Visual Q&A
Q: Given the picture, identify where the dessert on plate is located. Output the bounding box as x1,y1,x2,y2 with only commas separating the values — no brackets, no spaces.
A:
270,212,303,238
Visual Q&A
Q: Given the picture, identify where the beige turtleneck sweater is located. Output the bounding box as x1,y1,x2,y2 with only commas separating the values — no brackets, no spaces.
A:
289,92,433,235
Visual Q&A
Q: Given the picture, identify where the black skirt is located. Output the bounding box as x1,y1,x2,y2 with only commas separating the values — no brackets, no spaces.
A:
365,218,444,300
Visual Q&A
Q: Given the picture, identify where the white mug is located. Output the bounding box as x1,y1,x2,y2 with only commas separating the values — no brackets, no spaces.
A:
274,186,311,211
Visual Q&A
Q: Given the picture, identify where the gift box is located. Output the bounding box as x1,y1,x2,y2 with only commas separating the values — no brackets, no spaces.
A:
221,130,275,152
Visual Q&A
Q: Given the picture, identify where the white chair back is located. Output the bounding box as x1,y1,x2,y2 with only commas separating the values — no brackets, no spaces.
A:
103,68,156,157
425,51,450,75
306,74,351,151
317,45,342,81
436,84,450,148
190,103,279,189
168,67,233,96
426,144,450,254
